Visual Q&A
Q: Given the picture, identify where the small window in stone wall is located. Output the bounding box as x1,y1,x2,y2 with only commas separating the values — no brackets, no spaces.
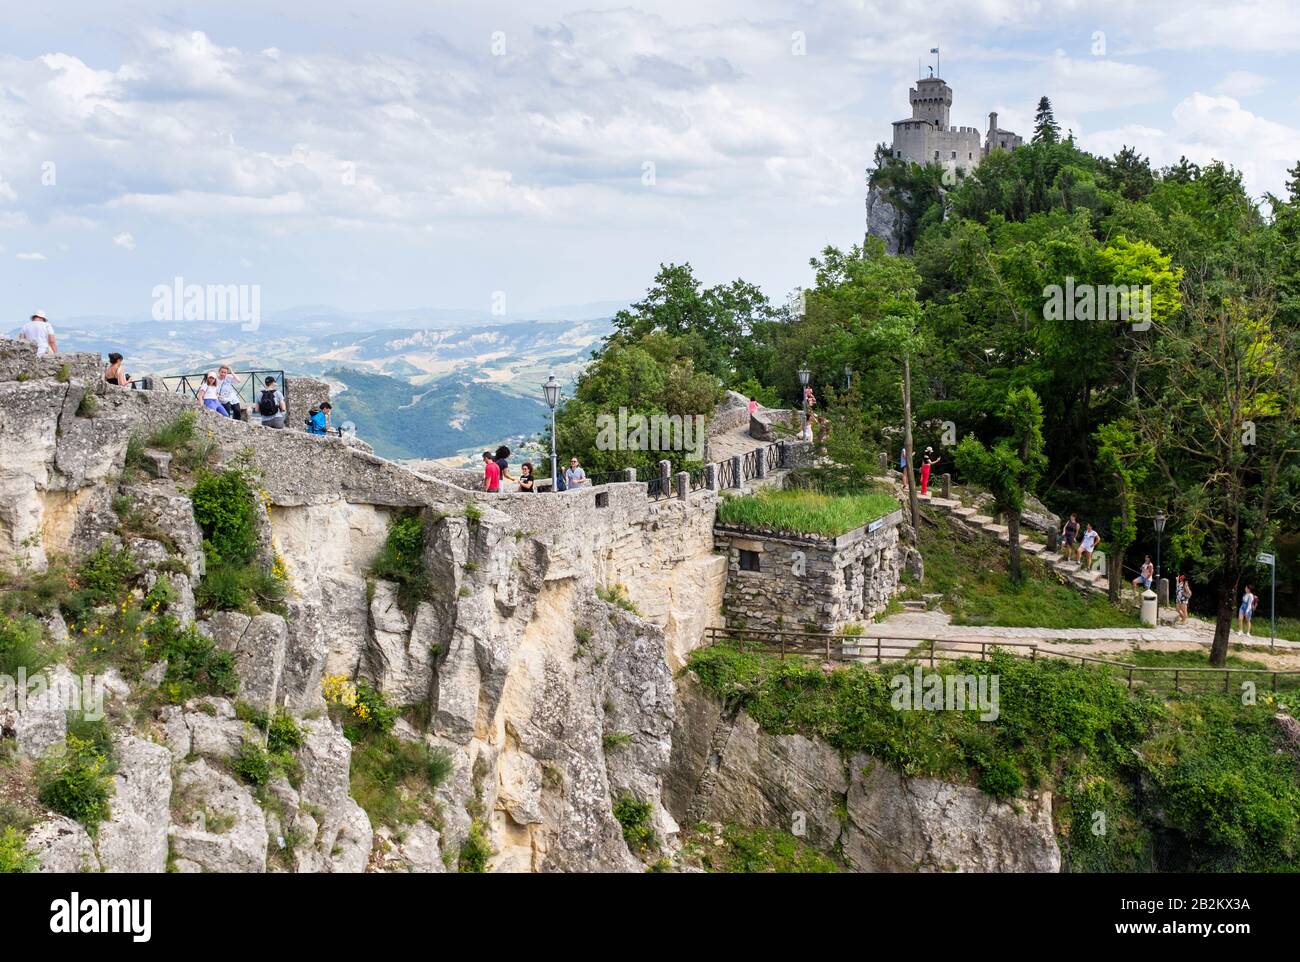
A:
595,492,609,508
739,549,761,572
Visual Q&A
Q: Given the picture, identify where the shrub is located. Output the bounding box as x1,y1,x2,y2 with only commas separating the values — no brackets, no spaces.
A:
717,489,898,537
613,794,657,855
457,821,493,873
69,543,138,614
156,621,239,703
978,757,1024,798
267,713,303,755
0,826,37,874
0,614,50,677
190,469,259,566
232,740,271,786
368,515,427,613
36,736,114,833
146,412,197,452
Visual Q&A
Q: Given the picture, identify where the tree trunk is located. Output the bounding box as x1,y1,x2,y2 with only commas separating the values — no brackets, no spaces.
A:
1007,510,1022,583
1107,547,1123,605
1210,573,1236,667
902,355,919,531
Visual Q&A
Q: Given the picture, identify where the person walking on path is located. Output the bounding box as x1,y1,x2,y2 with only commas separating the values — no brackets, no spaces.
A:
1079,523,1100,571
1237,585,1258,636
482,451,501,493
18,311,57,355
920,447,938,496
494,445,514,491
1061,513,1080,563
517,462,535,492
1175,574,1192,625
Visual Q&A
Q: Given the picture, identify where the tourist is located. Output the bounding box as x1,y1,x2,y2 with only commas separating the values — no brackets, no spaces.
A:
1061,513,1079,562
197,373,231,417
215,365,243,420
104,352,131,387
1237,585,1257,636
256,375,286,428
1078,523,1100,571
494,445,514,489
307,401,332,435
920,447,938,496
1175,575,1192,625
18,311,57,355
564,456,589,488
518,462,535,492
482,451,501,493
747,396,757,416
1131,554,1154,593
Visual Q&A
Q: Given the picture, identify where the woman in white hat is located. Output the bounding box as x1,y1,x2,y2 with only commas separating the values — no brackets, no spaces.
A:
18,311,57,355
196,372,232,417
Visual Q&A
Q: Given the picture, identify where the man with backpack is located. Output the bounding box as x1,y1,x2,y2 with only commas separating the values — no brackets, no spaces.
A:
257,376,286,428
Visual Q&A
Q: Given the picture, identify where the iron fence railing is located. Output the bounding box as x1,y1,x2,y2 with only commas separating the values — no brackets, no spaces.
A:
645,475,672,501
765,442,782,472
161,370,288,420
703,627,1300,692
741,448,759,481
715,458,736,489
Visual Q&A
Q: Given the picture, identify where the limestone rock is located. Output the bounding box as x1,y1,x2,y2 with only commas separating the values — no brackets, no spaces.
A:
28,815,101,873
97,735,172,873
204,611,288,709
169,759,268,873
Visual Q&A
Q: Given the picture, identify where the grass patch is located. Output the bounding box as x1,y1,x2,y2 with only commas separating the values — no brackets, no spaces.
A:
596,583,639,615
36,734,115,835
613,794,657,856
349,734,452,831
0,614,53,677
717,489,898,538
0,826,37,873
679,823,841,873
913,509,1138,629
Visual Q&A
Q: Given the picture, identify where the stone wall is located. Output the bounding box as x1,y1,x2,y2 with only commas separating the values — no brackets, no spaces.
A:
716,508,904,633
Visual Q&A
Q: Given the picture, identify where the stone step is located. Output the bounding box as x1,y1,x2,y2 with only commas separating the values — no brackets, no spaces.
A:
900,599,927,611
1022,542,1045,555
969,515,995,526
951,506,976,517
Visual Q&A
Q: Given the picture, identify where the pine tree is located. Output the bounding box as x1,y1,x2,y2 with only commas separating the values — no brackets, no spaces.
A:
1032,96,1059,144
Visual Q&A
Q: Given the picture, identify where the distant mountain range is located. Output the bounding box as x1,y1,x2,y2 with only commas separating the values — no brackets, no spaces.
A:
45,307,617,463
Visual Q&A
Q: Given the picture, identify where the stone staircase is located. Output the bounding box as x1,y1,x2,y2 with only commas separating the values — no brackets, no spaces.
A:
921,494,1111,596
685,708,741,825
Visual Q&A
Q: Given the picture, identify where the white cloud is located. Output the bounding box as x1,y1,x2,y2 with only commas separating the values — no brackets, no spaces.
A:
1215,71,1272,98
1154,1,1300,51
112,231,136,250
1086,93,1300,197
16,251,47,260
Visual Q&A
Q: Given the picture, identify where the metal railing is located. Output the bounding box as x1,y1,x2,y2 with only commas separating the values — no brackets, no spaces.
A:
646,475,672,501
160,369,288,419
703,626,1300,692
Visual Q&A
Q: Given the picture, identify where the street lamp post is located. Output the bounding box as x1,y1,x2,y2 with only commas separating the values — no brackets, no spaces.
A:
1153,510,1166,624
543,375,560,492
843,364,852,391
798,367,811,439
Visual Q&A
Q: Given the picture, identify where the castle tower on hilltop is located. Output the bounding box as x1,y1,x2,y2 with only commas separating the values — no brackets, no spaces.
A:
888,75,1022,175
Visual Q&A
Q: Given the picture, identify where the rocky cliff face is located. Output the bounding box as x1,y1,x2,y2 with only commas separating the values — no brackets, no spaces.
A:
0,339,723,872
667,676,1061,873
865,185,908,255
1,338,1063,874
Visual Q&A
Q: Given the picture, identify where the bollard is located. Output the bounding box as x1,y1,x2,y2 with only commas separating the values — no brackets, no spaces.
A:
731,455,743,489
1047,526,1058,552
940,473,950,499
623,467,637,482
1157,576,1169,607
878,451,888,471
706,464,718,491
755,448,767,479
675,471,689,500
780,440,791,469
657,459,671,485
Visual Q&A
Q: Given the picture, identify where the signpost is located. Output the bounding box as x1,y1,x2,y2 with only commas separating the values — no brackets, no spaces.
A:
1258,552,1276,649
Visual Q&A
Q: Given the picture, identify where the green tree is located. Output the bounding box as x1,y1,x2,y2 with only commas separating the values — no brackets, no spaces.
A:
1033,96,1060,145
1094,419,1153,603
954,387,1047,582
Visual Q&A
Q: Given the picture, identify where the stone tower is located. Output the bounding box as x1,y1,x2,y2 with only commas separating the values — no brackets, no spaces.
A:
909,77,952,127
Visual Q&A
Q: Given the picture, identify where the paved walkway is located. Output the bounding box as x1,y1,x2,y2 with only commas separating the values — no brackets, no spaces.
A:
872,609,1300,668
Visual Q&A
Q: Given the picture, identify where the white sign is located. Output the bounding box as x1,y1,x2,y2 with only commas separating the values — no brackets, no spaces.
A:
1258,552,1275,566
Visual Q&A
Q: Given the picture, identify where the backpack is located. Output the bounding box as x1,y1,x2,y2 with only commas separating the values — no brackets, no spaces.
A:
258,389,279,417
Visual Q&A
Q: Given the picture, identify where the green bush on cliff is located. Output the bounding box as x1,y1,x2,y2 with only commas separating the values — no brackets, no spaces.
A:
368,514,428,613
686,645,1300,872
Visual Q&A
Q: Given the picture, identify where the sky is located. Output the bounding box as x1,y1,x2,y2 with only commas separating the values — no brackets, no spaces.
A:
0,0,1298,324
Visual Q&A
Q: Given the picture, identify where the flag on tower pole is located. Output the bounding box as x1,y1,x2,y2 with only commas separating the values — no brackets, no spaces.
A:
930,47,940,78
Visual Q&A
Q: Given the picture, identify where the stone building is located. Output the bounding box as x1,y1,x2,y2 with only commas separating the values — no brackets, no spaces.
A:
715,508,905,633
888,77,1023,174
